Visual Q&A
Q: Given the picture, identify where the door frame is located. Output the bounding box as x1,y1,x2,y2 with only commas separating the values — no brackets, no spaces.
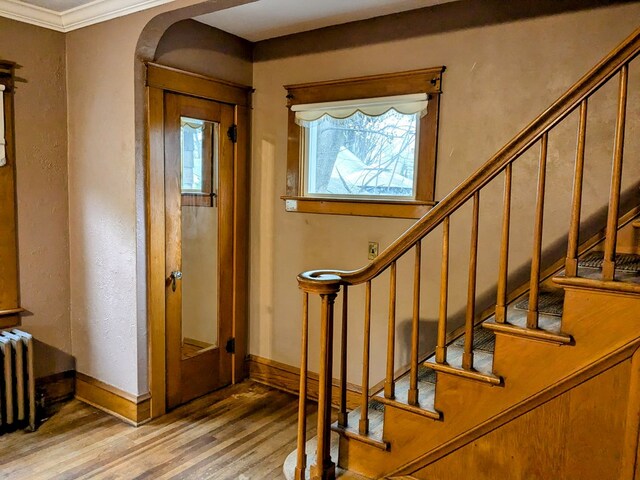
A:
146,63,252,418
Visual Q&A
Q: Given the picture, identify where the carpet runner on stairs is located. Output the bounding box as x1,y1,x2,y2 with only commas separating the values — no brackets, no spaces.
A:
579,251,640,272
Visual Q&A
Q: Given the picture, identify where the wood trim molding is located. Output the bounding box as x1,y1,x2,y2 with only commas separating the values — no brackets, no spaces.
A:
75,372,151,426
282,196,435,219
284,67,444,105
389,339,640,477
248,355,361,410
146,63,253,107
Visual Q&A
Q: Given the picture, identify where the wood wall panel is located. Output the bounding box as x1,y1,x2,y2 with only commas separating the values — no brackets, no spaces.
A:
0,62,19,325
248,355,361,410
412,352,637,479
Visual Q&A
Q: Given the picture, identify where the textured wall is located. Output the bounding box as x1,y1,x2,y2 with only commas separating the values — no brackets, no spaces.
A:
0,18,72,378
249,4,640,385
154,19,253,86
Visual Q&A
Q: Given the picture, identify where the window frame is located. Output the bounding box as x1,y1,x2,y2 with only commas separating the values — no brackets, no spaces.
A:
283,67,444,219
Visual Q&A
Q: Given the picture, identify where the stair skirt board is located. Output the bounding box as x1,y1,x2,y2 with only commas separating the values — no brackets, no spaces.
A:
579,251,640,272
513,290,564,317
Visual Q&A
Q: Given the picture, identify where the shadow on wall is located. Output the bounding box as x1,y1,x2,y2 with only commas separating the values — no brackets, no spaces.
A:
397,318,439,370
32,338,75,380
32,339,75,418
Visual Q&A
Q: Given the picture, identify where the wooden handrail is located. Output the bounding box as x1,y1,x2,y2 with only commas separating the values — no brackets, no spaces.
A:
297,26,640,291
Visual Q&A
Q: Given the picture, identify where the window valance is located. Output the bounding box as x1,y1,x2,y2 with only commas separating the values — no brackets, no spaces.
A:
291,93,428,126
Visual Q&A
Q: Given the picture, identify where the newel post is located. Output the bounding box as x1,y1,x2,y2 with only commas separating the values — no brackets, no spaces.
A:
296,272,342,480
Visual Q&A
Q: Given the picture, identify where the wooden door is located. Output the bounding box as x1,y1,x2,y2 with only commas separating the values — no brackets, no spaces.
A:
164,92,235,409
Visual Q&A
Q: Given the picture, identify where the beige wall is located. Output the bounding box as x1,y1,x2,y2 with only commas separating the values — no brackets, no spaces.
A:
154,19,253,86
249,4,640,386
0,18,73,379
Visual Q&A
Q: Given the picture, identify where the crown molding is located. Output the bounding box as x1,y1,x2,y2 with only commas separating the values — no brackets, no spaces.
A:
0,0,64,30
0,0,175,32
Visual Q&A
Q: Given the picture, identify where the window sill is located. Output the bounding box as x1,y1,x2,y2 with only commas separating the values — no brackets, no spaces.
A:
281,196,435,219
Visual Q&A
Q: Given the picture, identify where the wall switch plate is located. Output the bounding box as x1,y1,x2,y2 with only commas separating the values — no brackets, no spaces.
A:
368,241,379,260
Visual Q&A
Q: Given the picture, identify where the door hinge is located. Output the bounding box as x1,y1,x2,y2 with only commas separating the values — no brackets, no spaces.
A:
227,124,238,144
225,337,236,354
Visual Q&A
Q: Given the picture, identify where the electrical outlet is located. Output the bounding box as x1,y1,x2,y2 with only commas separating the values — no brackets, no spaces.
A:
368,241,379,260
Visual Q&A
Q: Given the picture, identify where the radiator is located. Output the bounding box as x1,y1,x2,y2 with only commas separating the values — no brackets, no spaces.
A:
0,330,35,432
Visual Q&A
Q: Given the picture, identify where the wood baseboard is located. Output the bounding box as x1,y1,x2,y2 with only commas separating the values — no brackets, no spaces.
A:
75,372,151,426
35,370,75,418
248,355,362,410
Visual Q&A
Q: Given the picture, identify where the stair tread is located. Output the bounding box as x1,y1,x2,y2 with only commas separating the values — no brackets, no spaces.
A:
425,345,496,378
491,308,565,334
333,399,386,447
578,252,640,282
375,372,438,417
452,325,496,353
513,289,564,317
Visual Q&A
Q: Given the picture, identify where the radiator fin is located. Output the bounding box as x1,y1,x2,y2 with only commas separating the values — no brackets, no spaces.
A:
0,330,36,432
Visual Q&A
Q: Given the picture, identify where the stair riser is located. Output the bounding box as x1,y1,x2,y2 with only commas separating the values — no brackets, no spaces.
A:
492,289,640,390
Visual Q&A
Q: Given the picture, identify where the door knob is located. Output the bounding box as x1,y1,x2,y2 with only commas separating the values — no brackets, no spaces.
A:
168,270,182,292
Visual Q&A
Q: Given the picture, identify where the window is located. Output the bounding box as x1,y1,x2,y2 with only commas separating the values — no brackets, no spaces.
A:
283,67,444,218
180,117,218,207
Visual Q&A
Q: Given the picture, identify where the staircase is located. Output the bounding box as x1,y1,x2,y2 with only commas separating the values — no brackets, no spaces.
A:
286,26,640,480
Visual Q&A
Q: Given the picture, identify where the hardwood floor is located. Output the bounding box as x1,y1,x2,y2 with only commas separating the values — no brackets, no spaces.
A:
0,381,315,480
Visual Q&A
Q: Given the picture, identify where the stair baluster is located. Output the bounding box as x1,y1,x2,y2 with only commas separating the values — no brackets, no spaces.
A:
602,64,629,281
495,164,512,323
359,281,372,435
463,193,480,370
385,262,397,399
436,217,450,364
294,292,309,480
565,99,588,277
408,242,422,406
527,133,549,329
338,286,349,428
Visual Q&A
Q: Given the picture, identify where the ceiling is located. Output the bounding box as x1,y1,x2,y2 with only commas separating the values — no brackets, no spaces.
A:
15,0,92,13
194,0,458,42
0,0,457,35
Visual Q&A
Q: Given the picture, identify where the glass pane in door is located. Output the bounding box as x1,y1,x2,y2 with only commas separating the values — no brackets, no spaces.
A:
180,117,219,359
